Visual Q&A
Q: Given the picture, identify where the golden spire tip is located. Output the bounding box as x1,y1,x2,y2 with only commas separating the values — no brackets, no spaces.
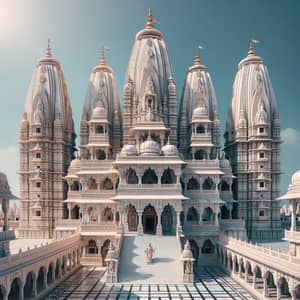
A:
146,8,153,29
100,49,106,65
194,47,201,66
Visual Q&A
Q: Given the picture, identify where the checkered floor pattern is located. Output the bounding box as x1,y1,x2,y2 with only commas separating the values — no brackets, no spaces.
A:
43,267,257,299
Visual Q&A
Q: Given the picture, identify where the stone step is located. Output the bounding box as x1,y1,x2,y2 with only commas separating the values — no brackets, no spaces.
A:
118,234,181,283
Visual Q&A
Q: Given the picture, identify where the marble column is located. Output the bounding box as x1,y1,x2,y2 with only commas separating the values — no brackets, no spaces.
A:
137,211,143,235
291,201,297,231
156,210,162,235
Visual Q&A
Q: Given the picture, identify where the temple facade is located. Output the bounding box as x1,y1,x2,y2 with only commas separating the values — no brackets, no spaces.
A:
17,10,280,270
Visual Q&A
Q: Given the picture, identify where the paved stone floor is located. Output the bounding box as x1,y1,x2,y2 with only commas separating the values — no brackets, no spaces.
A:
43,266,257,299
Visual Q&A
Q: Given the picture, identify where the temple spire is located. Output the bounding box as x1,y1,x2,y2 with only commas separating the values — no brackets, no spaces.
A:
146,8,153,29
45,38,53,58
100,49,106,65
194,47,201,66
248,39,260,57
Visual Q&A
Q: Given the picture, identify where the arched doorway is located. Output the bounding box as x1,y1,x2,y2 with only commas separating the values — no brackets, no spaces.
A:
36,267,46,294
24,271,35,299
161,205,176,235
143,205,157,234
127,205,138,231
189,239,199,268
101,239,110,266
8,278,22,300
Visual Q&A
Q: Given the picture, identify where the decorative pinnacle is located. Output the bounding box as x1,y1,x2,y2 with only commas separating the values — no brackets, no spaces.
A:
146,8,153,29
99,46,110,65
248,39,260,56
100,50,106,65
45,38,53,58
194,45,203,66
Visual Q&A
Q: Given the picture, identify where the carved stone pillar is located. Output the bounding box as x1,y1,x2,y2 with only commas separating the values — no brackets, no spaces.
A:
137,210,143,235
263,276,268,297
156,210,162,235
2,200,8,232
252,273,257,289
276,283,281,300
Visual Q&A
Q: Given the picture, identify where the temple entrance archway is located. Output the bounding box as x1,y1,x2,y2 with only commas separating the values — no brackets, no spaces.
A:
127,205,138,231
161,205,176,235
143,205,157,234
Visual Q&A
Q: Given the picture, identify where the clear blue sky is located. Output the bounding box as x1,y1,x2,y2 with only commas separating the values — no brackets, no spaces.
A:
0,0,299,196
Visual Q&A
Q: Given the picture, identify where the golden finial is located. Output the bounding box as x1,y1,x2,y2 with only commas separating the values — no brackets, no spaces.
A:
100,49,106,65
146,8,153,29
194,45,203,66
248,39,260,56
45,38,53,58
100,46,110,65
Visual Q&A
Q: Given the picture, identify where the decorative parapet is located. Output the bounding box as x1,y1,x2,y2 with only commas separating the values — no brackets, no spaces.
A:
218,235,300,279
284,230,300,243
0,234,81,272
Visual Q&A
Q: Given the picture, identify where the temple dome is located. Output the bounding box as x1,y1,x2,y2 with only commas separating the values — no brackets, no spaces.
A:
220,158,231,170
291,171,300,185
192,106,208,119
69,158,81,170
82,52,121,123
140,138,161,156
24,46,74,132
91,100,107,120
161,142,178,156
120,145,138,157
225,43,278,140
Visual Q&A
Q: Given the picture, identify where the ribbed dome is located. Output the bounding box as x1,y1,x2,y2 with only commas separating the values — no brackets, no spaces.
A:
225,48,278,139
140,138,161,156
24,47,74,132
192,106,208,119
83,52,121,123
220,158,231,170
179,53,218,123
161,142,178,156
91,100,107,120
291,171,300,185
69,158,81,169
124,10,175,122
120,145,138,156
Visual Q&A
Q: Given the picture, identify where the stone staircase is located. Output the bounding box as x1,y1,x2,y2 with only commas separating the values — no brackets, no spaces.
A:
118,233,181,283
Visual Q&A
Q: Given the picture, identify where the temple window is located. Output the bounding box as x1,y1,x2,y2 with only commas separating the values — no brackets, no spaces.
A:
36,182,41,188
95,125,104,134
35,127,41,133
259,152,265,159
201,239,215,254
187,177,200,190
36,153,41,159
202,177,216,190
195,149,205,160
196,125,205,134
36,210,41,217
259,182,265,188
96,149,106,160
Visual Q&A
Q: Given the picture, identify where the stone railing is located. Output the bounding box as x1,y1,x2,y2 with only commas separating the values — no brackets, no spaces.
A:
284,229,300,242
0,234,81,273
80,159,114,169
219,219,245,229
119,183,180,189
0,230,15,242
183,223,219,235
80,222,116,233
218,235,300,278
56,219,81,227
